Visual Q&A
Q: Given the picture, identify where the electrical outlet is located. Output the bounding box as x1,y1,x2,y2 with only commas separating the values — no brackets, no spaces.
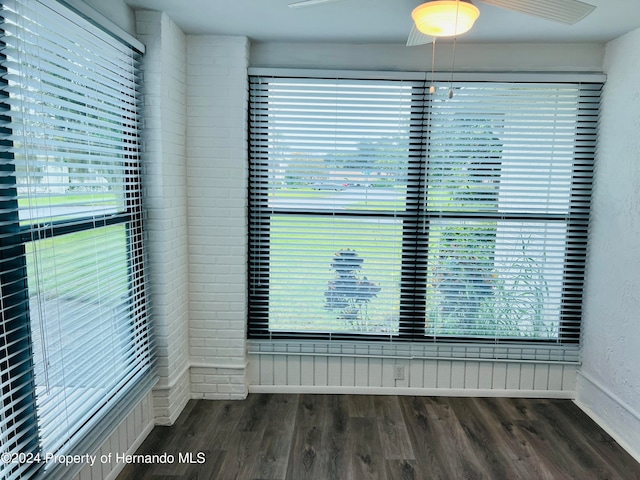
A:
393,365,405,381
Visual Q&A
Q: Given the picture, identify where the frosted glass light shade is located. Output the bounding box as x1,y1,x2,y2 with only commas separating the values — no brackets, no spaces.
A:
412,1,480,37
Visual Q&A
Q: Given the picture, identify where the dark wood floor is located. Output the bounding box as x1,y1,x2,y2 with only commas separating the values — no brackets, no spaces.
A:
117,394,640,480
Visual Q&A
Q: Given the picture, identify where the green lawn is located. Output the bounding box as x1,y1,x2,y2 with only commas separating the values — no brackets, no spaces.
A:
18,192,120,208
25,224,130,303
267,215,402,334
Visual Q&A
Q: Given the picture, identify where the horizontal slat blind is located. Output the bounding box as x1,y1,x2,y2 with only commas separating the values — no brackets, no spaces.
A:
249,77,422,211
425,83,597,215
250,76,424,337
0,1,151,478
248,73,600,358
422,81,599,342
1,0,140,227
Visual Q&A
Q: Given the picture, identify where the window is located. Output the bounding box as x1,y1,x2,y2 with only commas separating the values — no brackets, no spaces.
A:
0,1,152,478
248,72,600,357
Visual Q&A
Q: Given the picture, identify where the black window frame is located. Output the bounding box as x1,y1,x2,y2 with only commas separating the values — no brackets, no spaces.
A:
247,72,600,350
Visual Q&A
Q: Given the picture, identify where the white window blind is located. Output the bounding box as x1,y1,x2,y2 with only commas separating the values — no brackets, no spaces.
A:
248,73,600,360
0,1,152,478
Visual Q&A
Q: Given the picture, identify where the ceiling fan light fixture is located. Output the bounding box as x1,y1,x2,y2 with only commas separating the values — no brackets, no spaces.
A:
412,1,480,37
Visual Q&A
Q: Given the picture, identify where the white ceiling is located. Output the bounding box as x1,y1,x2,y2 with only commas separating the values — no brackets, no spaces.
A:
122,0,640,44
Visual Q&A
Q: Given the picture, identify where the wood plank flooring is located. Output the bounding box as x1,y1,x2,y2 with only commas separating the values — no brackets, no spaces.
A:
117,394,640,480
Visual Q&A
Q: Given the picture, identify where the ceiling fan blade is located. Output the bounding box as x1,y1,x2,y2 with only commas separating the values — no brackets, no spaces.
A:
288,0,343,8
479,0,595,25
406,24,433,47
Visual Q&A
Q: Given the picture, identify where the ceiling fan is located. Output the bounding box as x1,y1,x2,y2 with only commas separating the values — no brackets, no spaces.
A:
288,0,596,46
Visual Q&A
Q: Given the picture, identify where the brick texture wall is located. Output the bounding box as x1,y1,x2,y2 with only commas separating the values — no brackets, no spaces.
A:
136,10,191,424
186,35,250,399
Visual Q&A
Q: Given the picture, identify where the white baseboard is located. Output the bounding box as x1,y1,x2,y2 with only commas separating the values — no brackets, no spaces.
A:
153,365,191,426
249,384,575,399
153,363,191,391
575,370,640,464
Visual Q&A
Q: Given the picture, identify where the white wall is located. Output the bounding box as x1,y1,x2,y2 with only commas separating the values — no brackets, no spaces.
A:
186,35,250,399
576,26,640,463
81,0,137,36
250,42,604,72
136,10,191,425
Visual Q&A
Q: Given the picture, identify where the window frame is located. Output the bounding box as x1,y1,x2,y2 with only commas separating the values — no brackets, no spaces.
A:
247,69,602,352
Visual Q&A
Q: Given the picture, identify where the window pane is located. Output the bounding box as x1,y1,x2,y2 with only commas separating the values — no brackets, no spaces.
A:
15,155,127,225
3,0,138,227
250,77,420,214
425,220,567,339
26,224,133,452
265,215,403,334
266,184,408,213
426,83,582,215
426,114,503,211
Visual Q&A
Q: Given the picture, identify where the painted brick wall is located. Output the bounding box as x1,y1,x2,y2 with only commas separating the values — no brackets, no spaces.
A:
186,35,250,399
136,10,191,424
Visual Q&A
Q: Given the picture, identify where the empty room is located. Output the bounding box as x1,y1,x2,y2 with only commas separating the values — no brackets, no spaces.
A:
1,0,639,479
